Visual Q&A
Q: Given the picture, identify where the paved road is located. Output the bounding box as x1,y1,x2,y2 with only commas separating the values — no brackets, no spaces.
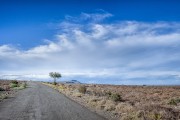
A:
0,82,106,120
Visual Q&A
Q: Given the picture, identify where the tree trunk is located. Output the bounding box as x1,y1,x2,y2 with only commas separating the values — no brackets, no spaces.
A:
54,78,56,85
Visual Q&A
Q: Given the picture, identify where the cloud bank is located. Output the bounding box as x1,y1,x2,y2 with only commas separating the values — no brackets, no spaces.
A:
0,12,180,85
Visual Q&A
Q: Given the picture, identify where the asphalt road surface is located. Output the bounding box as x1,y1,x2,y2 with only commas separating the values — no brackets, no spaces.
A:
0,82,106,120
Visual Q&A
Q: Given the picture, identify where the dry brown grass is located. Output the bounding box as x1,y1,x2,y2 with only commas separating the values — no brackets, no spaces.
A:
44,82,180,120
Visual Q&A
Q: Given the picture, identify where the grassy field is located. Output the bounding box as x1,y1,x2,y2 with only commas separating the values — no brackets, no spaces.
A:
0,80,27,101
44,82,180,120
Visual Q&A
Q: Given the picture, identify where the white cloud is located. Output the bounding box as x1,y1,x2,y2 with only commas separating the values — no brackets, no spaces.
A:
80,12,112,22
65,11,113,23
0,12,180,84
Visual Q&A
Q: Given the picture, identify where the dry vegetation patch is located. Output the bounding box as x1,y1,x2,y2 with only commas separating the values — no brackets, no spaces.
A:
43,82,180,120
0,80,27,101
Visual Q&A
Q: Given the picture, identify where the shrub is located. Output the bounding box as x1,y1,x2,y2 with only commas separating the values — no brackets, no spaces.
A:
78,85,87,94
105,91,112,97
153,113,162,120
168,98,180,105
146,112,163,120
11,80,18,84
20,82,27,89
174,98,180,103
10,83,18,88
0,87,5,91
110,93,122,102
104,100,116,111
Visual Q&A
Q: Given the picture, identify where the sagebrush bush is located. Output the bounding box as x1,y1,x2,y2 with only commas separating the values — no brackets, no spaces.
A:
78,85,87,94
110,93,122,102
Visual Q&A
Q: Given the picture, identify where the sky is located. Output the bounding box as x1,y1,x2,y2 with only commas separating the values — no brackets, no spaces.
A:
0,0,180,85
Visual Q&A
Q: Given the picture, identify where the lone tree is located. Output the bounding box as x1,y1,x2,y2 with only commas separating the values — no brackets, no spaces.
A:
49,72,62,85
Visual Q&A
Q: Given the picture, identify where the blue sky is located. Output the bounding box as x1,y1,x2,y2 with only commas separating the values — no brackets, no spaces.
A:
0,0,180,85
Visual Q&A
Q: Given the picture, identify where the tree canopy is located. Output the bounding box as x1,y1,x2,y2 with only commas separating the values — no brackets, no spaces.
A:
49,72,62,85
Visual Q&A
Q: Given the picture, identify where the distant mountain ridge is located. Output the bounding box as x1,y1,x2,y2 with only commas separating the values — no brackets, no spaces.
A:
61,80,81,84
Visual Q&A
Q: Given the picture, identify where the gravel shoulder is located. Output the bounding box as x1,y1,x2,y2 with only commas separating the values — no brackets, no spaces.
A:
0,82,106,120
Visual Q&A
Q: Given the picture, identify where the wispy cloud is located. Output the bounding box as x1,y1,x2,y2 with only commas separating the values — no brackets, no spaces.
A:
65,10,113,23
0,12,180,84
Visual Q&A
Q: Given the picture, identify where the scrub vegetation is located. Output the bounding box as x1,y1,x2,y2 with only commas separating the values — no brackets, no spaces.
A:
44,82,180,120
0,80,27,100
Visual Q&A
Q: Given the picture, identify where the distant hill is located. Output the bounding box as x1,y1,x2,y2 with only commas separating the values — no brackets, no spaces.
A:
61,80,81,84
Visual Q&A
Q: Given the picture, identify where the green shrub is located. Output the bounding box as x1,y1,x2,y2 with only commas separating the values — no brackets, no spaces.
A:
110,93,122,102
10,83,18,88
105,91,122,102
11,80,18,84
78,85,87,94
